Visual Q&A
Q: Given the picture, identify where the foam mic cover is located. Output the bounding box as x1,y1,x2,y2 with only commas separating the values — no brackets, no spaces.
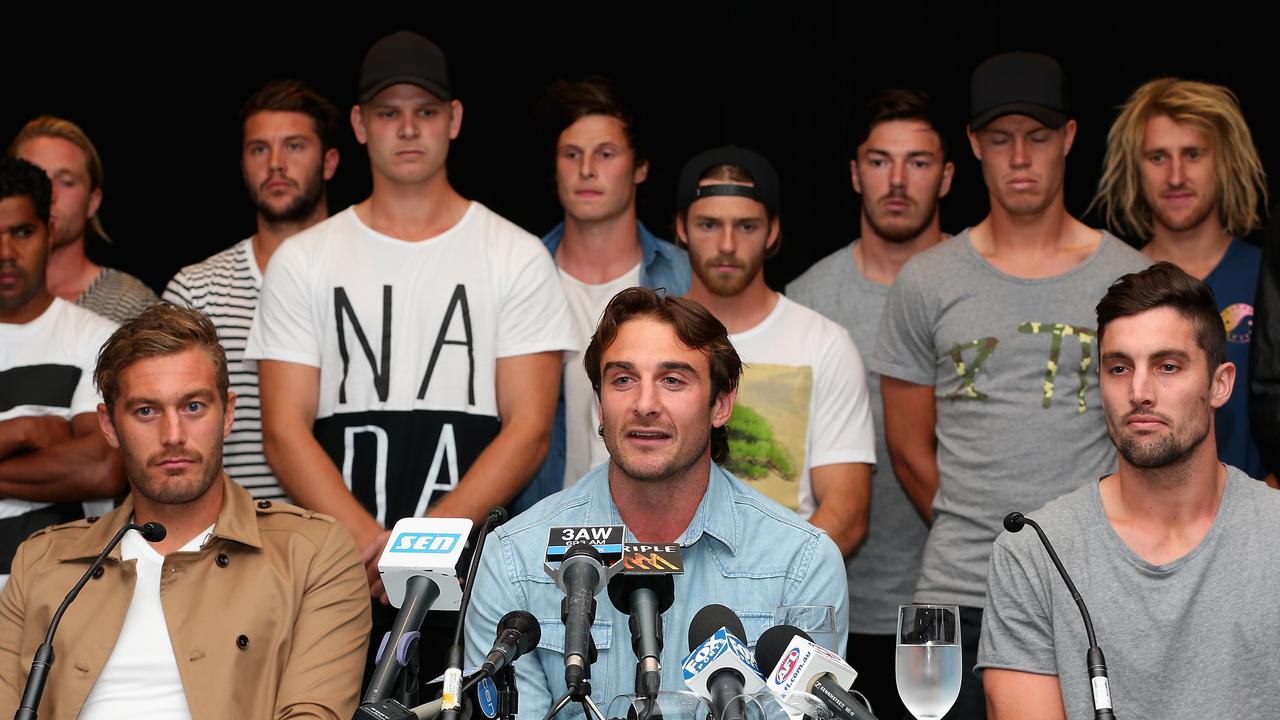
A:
688,603,747,650
139,522,167,542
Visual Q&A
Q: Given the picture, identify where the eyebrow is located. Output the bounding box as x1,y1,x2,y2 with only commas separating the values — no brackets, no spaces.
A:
1101,349,1193,362
121,388,217,408
601,360,700,377
864,148,937,158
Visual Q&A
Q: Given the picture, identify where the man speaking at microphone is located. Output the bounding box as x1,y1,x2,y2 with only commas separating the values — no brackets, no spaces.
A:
978,263,1280,719
0,305,372,719
464,288,848,718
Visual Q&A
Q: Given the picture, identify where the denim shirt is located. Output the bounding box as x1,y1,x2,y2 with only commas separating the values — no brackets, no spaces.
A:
466,462,849,719
513,222,693,514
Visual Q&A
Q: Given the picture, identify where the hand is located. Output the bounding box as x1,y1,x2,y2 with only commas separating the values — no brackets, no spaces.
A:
361,529,392,605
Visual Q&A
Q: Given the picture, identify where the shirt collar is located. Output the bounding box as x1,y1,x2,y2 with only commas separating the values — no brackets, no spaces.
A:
59,475,262,562
582,462,740,553
543,220,661,268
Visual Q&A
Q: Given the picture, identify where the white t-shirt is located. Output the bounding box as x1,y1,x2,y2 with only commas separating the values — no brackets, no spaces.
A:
0,299,117,545
558,262,641,487
78,524,214,720
164,238,285,501
245,203,576,526
726,295,876,518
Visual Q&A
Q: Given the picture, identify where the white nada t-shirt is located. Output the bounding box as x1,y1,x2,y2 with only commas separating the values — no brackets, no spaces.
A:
559,262,641,487
245,203,576,526
726,295,876,518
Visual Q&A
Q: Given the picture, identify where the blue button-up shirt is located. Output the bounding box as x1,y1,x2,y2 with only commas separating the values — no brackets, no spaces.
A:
465,462,849,719
513,222,693,514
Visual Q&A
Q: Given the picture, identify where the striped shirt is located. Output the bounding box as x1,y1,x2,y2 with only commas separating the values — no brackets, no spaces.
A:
78,267,159,323
163,238,286,501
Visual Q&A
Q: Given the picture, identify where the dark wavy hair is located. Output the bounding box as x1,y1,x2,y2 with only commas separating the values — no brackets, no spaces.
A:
583,288,742,463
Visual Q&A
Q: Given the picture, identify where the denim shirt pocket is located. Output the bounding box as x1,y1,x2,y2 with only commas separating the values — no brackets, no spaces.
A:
534,617,614,716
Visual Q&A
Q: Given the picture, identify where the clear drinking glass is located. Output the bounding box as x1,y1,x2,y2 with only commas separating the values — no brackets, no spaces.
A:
895,605,961,720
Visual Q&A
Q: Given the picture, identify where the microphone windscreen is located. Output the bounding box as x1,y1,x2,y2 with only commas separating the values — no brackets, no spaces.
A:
1003,512,1026,533
754,624,813,672
488,507,509,525
563,542,603,562
607,573,676,615
688,603,747,651
139,522,167,542
496,610,541,652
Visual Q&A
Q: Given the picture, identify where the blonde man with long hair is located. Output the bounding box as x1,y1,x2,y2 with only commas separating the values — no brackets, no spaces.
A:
1093,78,1270,483
10,116,158,323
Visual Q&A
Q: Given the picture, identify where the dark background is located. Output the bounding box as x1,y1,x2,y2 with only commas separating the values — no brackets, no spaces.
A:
5,4,1273,293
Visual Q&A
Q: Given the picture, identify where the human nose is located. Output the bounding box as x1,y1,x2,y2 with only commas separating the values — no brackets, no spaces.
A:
1168,156,1185,187
634,379,662,418
268,144,285,173
1128,367,1156,409
889,159,906,188
397,113,420,139
1011,137,1030,168
579,154,596,179
160,411,187,448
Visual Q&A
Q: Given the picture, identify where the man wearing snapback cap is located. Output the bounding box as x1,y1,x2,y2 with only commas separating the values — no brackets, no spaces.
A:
245,30,576,682
677,146,876,557
870,52,1148,717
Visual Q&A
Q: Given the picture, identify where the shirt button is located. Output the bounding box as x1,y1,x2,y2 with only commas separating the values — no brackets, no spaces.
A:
257,500,272,509
236,635,250,650
86,516,99,524
216,553,230,568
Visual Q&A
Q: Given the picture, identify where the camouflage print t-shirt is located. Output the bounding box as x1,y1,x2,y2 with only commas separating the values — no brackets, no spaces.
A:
870,229,1149,608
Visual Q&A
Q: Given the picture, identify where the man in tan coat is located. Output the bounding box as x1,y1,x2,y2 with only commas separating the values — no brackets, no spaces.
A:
0,304,371,719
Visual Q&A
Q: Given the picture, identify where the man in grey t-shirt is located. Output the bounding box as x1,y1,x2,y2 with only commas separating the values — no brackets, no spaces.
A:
788,89,953,720
871,53,1149,717
979,263,1280,720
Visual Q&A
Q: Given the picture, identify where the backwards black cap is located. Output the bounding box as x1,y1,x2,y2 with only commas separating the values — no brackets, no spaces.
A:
676,145,781,215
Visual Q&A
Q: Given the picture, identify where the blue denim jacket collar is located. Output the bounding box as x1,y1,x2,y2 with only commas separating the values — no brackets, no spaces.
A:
541,220,689,294
575,462,739,553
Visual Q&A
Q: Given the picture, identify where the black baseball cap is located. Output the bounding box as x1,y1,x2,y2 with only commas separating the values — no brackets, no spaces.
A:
358,31,451,104
969,52,1068,130
676,146,781,215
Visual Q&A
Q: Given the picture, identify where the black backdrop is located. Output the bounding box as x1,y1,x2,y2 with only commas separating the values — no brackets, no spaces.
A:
5,5,1274,293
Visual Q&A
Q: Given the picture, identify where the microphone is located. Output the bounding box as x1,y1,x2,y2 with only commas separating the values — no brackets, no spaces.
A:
607,573,675,698
363,517,474,706
553,543,609,694
441,508,507,720
479,610,541,677
15,520,166,720
681,604,763,720
755,626,878,720
1004,512,1116,720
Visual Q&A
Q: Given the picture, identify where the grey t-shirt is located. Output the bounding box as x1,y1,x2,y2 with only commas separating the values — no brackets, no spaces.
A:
870,229,1149,607
977,466,1280,720
787,241,929,635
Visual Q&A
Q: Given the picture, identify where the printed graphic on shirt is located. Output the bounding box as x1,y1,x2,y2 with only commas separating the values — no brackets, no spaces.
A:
941,320,1097,413
724,364,811,511
324,283,490,525
315,410,500,526
0,364,80,413
1223,303,1253,344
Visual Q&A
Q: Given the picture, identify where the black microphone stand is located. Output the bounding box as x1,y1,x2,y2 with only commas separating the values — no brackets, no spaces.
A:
440,508,507,720
15,521,165,720
495,662,518,720
1005,512,1116,720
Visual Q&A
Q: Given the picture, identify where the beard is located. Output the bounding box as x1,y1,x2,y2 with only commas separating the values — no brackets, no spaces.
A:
863,191,940,244
124,444,223,506
250,170,326,224
1114,408,1212,469
691,252,765,298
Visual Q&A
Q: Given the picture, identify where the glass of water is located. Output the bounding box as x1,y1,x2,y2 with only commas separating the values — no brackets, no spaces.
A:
896,604,961,720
